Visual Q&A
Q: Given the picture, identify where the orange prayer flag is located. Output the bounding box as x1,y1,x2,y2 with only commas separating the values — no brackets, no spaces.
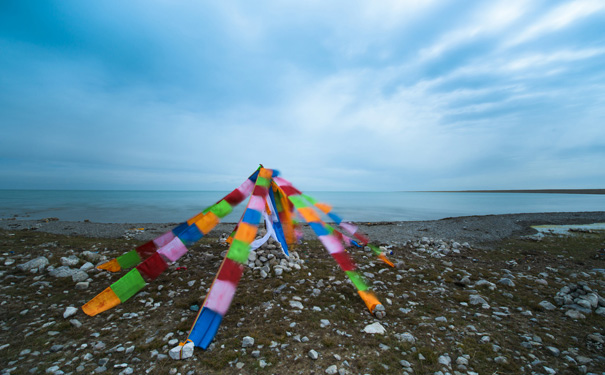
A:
358,290,381,313
233,222,257,244
82,287,121,316
314,202,332,214
298,207,321,223
97,258,121,272
378,253,395,268
195,212,220,235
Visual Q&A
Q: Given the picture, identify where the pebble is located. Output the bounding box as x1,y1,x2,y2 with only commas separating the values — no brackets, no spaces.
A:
565,310,586,319
494,356,508,364
75,281,89,290
17,257,49,272
539,301,556,310
309,349,319,360
437,354,451,367
363,322,386,334
63,306,78,319
242,336,255,348
546,346,560,357
469,294,488,305
325,365,338,374
397,332,416,344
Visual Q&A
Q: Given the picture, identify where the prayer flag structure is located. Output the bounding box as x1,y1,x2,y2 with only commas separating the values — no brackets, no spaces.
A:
82,166,394,356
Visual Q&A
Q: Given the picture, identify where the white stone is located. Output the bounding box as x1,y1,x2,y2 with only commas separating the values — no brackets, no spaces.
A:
539,301,556,310
290,300,304,309
535,278,548,286
49,266,76,278
398,332,416,344
363,322,386,334
325,365,338,374
565,310,586,319
71,270,89,282
456,356,469,366
80,262,94,271
17,256,49,272
63,306,78,319
469,294,488,305
494,356,508,364
308,349,319,360
61,255,79,267
373,303,386,319
168,342,194,360
438,355,451,367
242,336,255,348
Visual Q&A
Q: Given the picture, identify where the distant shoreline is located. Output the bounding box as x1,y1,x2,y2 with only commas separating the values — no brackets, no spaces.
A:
426,189,605,195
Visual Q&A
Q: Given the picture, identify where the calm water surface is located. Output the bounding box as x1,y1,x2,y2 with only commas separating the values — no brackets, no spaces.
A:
0,190,603,223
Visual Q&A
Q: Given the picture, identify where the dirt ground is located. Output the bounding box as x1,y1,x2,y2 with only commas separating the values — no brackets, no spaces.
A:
1,214,604,374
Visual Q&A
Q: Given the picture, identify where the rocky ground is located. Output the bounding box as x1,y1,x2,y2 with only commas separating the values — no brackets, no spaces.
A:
0,212,604,375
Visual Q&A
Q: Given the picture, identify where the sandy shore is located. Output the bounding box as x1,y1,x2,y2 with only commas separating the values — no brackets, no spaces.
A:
2,211,604,246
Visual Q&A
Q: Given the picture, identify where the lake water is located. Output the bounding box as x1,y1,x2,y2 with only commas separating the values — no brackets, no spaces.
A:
0,190,603,223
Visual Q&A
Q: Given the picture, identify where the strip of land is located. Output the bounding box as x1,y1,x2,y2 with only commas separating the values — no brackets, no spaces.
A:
433,189,605,195
2,211,604,247
1,211,604,374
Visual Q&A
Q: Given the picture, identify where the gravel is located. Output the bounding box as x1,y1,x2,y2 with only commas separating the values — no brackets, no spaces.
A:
2,211,604,247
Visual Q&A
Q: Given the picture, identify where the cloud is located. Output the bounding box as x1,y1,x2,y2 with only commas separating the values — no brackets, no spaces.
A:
1,0,604,191
505,0,605,47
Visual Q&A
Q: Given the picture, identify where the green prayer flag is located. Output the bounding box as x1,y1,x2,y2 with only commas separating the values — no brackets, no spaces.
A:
117,250,142,269
111,269,146,302
345,271,368,291
288,195,308,209
256,176,271,187
227,239,250,264
301,194,317,205
368,244,382,256
210,199,233,219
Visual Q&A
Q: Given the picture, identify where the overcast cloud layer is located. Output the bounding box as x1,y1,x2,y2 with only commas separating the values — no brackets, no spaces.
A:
1,0,604,191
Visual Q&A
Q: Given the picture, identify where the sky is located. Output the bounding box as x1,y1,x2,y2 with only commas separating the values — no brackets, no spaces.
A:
1,0,604,191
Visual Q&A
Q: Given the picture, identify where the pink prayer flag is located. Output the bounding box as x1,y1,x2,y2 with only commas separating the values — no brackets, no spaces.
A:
273,177,291,187
204,279,237,316
158,237,188,263
153,231,175,248
340,222,358,235
248,195,265,212
238,179,255,197
318,235,345,254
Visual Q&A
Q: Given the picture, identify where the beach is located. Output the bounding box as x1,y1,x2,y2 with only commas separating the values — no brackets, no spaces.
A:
1,211,604,374
2,211,605,246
